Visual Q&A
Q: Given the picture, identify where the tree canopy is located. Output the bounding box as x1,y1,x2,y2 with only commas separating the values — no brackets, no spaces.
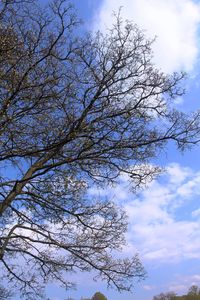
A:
153,286,200,300
91,292,108,300
1,0,200,299
188,286,200,296
174,296,200,300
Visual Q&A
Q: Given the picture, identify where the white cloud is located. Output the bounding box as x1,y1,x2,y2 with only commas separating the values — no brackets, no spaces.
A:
192,208,200,217
143,284,155,291
94,0,200,73
166,163,192,185
177,172,200,197
89,163,200,263
124,164,200,262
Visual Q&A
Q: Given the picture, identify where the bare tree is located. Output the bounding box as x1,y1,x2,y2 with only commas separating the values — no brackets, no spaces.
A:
0,0,200,299
153,292,177,300
188,286,200,296
0,285,13,300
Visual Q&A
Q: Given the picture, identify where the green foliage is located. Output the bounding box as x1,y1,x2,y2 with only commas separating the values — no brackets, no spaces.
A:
173,295,200,300
91,292,108,300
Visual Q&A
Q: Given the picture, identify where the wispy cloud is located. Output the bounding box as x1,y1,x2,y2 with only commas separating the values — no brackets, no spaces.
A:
125,163,200,262
94,0,200,73
143,284,156,291
89,163,200,263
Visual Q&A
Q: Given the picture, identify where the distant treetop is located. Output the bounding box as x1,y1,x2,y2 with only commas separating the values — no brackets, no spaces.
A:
91,292,108,300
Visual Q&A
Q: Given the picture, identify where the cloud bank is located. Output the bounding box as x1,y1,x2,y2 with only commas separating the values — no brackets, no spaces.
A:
94,0,200,73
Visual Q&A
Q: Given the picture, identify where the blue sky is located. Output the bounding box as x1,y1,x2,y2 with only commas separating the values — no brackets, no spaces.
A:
45,1,200,300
